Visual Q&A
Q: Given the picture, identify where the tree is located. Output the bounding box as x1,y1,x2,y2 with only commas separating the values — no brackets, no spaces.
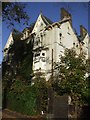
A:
32,72,48,114
3,31,33,84
2,30,34,109
2,2,29,27
52,48,88,105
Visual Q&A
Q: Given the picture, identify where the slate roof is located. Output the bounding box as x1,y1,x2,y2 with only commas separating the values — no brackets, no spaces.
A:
78,33,87,42
22,23,35,33
41,14,53,25
22,14,53,33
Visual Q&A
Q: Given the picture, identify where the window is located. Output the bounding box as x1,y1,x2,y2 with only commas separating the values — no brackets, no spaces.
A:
34,57,40,63
59,33,62,43
42,53,45,56
43,31,46,36
60,40,61,44
73,43,75,45
41,34,43,37
80,48,83,50
41,23,43,26
76,45,78,47
41,57,46,62
67,32,71,35
36,41,39,45
35,53,40,57
59,33,62,37
35,36,40,46
82,42,85,45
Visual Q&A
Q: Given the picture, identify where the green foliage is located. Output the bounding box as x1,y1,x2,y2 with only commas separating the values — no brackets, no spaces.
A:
53,48,88,105
3,31,33,82
4,76,48,115
2,31,34,112
2,2,29,28
32,72,48,113
19,52,33,80
6,80,38,115
8,38,25,63
21,50,33,80
2,17,48,115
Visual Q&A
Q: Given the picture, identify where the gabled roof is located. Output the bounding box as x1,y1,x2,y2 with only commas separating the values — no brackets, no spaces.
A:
41,14,53,25
4,32,13,50
4,29,22,50
22,23,35,33
78,33,87,43
31,13,53,33
78,25,88,42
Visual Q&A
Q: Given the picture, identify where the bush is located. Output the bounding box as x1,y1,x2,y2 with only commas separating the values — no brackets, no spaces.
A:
6,80,38,115
5,78,48,115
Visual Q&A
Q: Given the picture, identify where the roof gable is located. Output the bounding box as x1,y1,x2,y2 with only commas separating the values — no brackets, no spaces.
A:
4,32,14,50
32,13,53,33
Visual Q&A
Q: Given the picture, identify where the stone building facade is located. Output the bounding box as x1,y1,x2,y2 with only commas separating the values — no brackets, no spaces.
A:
4,8,90,80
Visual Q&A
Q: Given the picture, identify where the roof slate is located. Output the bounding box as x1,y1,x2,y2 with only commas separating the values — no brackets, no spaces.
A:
41,14,53,25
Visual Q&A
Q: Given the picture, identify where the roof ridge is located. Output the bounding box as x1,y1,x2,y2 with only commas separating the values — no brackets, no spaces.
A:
41,14,53,25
